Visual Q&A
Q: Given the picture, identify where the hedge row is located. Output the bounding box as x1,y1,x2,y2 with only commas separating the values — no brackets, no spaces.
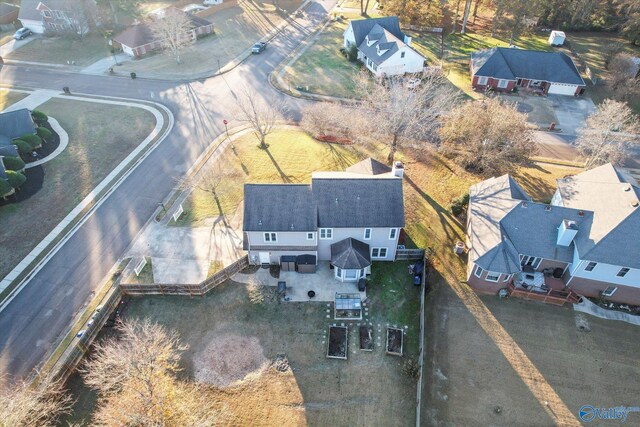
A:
450,193,470,216
31,110,48,125
6,170,26,189
37,126,53,141
2,156,25,171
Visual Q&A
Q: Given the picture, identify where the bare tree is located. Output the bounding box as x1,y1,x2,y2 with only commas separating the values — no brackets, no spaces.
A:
354,70,459,164
150,9,194,64
0,377,73,427
234,86,289,149
62,0,94,40
439,97,537,176
300,102,357,141
81,319,217,426
360,0,371,16
576,99,640,168
460,0,473,33
194,158,242,225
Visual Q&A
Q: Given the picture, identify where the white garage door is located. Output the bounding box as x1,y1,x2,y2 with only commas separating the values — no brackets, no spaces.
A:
548,83,578,95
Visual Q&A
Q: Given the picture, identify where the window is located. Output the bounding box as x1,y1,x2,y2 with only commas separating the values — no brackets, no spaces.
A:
54,10,65,19
497,79,509,89
585,262,597,272
477,76,488,85
401,51,405,58
602,286,617,297
364,228,371,240
503,274,512,282
371,248,388,258
319,228,333,239
307,232,314,240
263,232,277,242
474,265,484,278
336,267,342,278
617,267,630,278
486,272,500,282
520,255,541,269
345,269,358,280
389,228,397,240
42,10,52,17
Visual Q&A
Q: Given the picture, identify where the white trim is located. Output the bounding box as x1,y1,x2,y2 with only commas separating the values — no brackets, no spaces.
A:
319,228,333,239
474,265,484,278
616,267,630,278
306,232,314,240
486,271,500,282
389,228,397,240
520,255,541,269
263,232,277,243
364,228,371,240
371,247,388,259
602,286,617,297
503,274,511,282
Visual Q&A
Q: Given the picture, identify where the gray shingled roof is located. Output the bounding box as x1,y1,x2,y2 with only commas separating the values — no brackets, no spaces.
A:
0,144,19,157
331,238,371,269
345,157,391,176
0,109,36,140
312,178,405,228
349,16,403,47
358,24,401,66
17,0,41,21
0,2,18,17
243,184,316,232
471,47,585,85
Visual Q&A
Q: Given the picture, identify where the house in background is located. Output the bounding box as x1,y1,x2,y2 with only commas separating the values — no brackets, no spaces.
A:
243,158,405,282
0,2,19,28
343,16,425,77
18,0,97,35
470,47,586,96
112,7,214,58
466,164,640,306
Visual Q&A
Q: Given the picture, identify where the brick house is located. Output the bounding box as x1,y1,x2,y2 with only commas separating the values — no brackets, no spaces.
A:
470,47,586,96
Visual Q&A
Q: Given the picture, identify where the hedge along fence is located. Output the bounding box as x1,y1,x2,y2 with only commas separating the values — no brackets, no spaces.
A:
120,255,250,296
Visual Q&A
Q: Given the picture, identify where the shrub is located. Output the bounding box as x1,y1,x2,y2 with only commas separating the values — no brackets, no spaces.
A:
2,156,25,171
450,193,470,216
31,110,48,124
347,45,358,62
37,126,53,141
6,170,26,189
0,179,12,197
12,139,32,155
20,134,42,149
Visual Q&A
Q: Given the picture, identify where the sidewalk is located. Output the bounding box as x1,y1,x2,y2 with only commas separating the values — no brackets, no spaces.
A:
1,89,60,112
80,53,131,76
574,298,640,326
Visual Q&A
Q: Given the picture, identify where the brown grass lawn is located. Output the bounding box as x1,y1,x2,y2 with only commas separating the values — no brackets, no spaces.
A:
0,99,156,281
0,89,29,112
5,35,111,66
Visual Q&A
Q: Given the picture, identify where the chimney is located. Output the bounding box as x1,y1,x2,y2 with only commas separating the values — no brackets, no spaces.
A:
403,35,412,46
392,161,404,178
557,220,578,246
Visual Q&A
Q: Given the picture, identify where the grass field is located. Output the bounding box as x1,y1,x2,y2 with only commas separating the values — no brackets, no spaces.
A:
0,89,28,112
5,35,111,66
0,99,156,281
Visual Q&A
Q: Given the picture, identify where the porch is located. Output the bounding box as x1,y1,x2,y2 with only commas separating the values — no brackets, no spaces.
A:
508,271,580,306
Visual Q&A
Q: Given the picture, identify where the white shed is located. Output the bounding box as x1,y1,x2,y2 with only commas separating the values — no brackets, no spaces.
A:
548,31,566,46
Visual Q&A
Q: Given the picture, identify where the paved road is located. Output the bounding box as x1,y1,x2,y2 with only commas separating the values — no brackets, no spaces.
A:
0,0,336,382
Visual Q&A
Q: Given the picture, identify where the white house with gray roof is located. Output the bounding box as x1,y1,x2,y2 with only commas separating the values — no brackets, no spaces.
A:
466,164,640,305
243,158,405,282
343,16,425,77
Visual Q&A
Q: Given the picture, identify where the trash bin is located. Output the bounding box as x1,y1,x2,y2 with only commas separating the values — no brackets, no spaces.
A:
130,72,137,79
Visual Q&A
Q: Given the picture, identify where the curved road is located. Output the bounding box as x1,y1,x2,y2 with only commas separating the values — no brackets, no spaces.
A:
0,0,335,382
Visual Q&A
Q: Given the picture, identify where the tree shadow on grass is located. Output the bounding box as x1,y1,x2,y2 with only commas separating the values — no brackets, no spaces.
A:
264,147,291,183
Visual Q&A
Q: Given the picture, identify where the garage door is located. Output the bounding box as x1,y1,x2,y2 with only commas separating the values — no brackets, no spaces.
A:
548,83,578,95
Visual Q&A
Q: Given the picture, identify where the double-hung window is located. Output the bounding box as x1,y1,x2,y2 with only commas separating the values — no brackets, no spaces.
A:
497,79,509,88
602,286,617,297
364,228,371,240
319,228,333,239
617,267,630,277
264,232,277,242
474,265,484,278
307,232,314,240
485,271,500,282
477,76,488,85
389,228,397,240
585,262,597,272
371,248,388,259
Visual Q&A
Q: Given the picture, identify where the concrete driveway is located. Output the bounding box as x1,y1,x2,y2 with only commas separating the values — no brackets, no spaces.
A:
548,94,596,135
0,36,35,57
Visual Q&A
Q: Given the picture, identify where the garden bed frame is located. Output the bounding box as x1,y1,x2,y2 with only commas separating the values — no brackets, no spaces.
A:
327,326,348,360
386,327,403,357
359,325,373,351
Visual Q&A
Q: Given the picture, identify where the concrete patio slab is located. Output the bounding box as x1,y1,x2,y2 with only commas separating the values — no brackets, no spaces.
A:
152,258,210,284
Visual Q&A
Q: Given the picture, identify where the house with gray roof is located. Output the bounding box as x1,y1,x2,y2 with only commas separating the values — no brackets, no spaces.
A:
243,158,405,282
470,47,586,96
466,164,640,305
0,109,34,198
343,16,425,77
18,0,97,35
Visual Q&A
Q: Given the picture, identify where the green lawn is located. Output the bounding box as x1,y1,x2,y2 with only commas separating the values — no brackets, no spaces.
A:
0,90,29,112
0,99,156,283
5,35,111,66
176,130,364,226
282,17,361,98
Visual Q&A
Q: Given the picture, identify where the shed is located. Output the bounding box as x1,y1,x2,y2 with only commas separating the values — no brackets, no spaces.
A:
280,255,296,272
296,254,316,273
548,31,565,46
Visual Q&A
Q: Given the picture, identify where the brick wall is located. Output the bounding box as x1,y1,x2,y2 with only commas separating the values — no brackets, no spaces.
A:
568,277,640,305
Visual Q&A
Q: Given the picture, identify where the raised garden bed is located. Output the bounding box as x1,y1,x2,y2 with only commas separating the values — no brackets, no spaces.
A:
327,326,348,360
386,327,403,357
359,325,373,351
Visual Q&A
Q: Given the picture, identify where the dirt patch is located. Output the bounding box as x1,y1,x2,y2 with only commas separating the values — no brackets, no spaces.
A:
359,325,373,351
192,333,268,387
386,328,403,356
327,326,347,359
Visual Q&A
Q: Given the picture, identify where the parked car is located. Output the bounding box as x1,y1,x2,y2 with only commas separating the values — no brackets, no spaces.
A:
13,28,32,40
203,0,223,5
252,41,267,54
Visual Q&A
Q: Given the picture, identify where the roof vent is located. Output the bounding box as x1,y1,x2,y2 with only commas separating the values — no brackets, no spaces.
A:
578,210,584,217
335,197,339,203
624,185,631,192
632,200,639,208
521,201,527,208
545,205,552,212
258,219,262,226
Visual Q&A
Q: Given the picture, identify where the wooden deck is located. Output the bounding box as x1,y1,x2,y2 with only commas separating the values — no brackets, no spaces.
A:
508,281,581,306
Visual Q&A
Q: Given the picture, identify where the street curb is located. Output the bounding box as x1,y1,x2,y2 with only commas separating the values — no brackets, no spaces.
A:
0,92,174,310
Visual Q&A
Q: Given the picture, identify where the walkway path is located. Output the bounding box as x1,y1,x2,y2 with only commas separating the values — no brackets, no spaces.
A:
573,298,640,326
1,89,60,112
25,117,69,168
80,53,131,76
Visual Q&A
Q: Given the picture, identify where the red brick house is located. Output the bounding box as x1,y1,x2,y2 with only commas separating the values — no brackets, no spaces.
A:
466,165,640,306
113,7,214,58
470,47,586,96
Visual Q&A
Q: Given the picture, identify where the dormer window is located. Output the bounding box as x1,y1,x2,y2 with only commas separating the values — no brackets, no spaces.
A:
376,45,388,56
366,35,376,47
401,51,405,58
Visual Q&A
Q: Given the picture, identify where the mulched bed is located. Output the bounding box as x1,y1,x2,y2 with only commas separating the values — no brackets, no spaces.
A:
359,325,373,351
24,121,60,164
386,327,403,357
327,326,348,360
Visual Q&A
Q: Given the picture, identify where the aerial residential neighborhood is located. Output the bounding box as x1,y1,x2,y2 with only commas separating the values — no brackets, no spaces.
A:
0,0,639,425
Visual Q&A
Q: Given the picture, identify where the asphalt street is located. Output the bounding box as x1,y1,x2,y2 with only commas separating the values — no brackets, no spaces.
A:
0,0,335,382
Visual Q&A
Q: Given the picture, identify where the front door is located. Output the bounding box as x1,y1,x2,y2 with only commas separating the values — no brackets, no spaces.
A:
259,252,270,264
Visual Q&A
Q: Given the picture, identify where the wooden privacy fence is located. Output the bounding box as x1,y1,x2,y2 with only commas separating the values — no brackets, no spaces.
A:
396,248,426,260
415,256,427,427
120,255,249,296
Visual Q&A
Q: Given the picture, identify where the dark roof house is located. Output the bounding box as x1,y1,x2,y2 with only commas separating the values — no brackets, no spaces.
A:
348,16,403,47
0,108,36,139
0,2,18,24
